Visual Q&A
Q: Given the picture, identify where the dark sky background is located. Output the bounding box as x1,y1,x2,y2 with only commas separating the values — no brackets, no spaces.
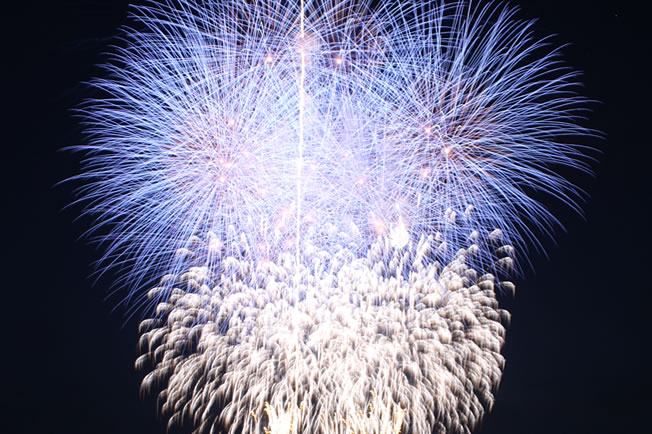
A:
4,0,651,433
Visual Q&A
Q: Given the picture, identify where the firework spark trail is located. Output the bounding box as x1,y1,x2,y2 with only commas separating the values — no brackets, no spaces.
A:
137,231,512,433
73,0,591,292
71,0,593,432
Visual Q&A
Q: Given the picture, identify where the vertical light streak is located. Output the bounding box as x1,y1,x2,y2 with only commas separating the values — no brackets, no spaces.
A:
293,0,307,402
296,0,306,277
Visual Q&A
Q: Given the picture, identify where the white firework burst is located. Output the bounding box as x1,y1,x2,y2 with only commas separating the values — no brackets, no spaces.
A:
69,0,594,432
137,232,513,433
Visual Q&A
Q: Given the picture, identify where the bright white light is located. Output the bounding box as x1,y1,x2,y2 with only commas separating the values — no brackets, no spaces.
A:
389,219,409,249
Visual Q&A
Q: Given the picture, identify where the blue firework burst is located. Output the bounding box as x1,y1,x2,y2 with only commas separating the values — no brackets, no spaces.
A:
71,0,593,298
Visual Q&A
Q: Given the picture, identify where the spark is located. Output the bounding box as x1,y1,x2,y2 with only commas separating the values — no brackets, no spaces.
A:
372,218,387,235
72,0,592,288
70,0,595,432
137,234,513,434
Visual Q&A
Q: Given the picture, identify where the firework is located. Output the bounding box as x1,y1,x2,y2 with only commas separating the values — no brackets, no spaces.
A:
137,233,512,433
71,0,592,432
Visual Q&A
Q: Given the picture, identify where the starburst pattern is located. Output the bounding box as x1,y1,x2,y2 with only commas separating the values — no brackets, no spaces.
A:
70,0,593,432
73,0,591,293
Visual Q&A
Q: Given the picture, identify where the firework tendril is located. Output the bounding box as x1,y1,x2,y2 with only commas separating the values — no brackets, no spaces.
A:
71,0,593,432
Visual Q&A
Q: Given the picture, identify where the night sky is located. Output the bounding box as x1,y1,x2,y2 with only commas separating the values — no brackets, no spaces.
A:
4,1,651,433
